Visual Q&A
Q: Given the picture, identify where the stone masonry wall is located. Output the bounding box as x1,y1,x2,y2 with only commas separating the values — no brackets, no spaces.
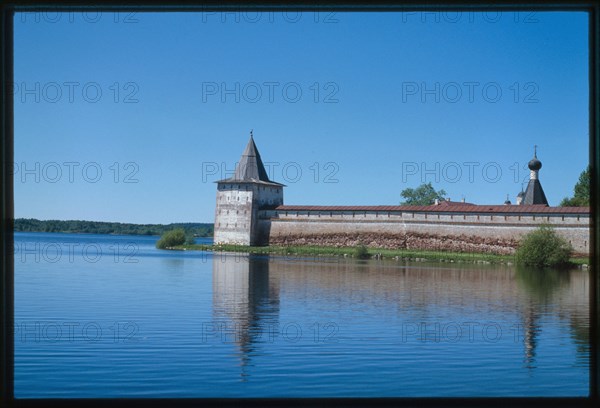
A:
258,210,590,255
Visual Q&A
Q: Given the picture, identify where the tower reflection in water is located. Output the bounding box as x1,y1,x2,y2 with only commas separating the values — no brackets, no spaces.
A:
211,253,589,380
212,253,280,379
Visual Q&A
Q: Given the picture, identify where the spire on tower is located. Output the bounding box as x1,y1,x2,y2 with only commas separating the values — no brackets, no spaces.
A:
523,146,548,205
215,131,284,186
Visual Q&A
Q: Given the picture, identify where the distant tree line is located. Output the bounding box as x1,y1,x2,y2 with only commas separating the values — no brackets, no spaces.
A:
14,218,214,237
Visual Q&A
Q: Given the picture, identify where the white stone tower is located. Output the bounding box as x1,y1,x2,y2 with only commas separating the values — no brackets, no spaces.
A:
214,132,284,245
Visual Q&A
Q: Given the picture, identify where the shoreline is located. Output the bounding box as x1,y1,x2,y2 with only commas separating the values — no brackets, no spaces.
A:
173,243,589,268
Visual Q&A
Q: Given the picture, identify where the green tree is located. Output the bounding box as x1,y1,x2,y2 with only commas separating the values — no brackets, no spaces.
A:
400,182,447,205
156,229,186,249
560,166,590,207
515,225,572,267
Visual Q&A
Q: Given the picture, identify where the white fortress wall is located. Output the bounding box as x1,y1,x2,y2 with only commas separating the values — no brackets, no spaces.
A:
259,210,590,254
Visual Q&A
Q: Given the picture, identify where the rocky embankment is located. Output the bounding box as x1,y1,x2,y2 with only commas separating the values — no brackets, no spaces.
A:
269,232,519,255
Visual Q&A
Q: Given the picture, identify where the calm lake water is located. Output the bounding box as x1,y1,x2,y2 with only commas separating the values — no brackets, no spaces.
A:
13,232,590,398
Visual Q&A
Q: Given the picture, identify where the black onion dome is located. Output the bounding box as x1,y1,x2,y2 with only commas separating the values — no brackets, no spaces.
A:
528,157,542,171
528,147,542,170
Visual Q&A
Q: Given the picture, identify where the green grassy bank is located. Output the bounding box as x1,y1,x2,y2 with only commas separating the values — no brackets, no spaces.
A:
173,243,589,267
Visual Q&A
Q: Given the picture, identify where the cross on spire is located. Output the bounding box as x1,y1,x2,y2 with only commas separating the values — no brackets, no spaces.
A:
534,144,538,157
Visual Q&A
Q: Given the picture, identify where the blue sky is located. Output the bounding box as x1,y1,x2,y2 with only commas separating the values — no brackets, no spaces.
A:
13,11,588,223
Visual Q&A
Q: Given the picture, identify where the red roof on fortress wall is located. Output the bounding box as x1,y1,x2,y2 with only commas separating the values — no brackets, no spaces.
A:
275,204,590,214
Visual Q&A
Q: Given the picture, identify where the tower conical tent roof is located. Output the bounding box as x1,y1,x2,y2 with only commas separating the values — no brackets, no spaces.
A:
216,133,285,186
234,135,271,181
523,179,548,205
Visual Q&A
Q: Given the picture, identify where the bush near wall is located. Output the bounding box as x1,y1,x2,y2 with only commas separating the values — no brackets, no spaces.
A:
515,225,572,267
354,244,370,259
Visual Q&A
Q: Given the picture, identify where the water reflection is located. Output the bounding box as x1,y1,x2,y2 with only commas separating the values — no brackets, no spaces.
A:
515,266,570,301
212,254,280,379
517,266,590,367
212,255,589,378
14,233,590,397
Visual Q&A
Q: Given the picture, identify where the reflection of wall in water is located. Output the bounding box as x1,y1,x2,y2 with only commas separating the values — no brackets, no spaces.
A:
212,254,280,374
268,260,528,313
265,259,589,366
267,260,586,309
211,256,589,371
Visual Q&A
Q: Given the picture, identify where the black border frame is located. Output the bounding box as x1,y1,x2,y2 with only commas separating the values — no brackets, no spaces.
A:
1,1,598,407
